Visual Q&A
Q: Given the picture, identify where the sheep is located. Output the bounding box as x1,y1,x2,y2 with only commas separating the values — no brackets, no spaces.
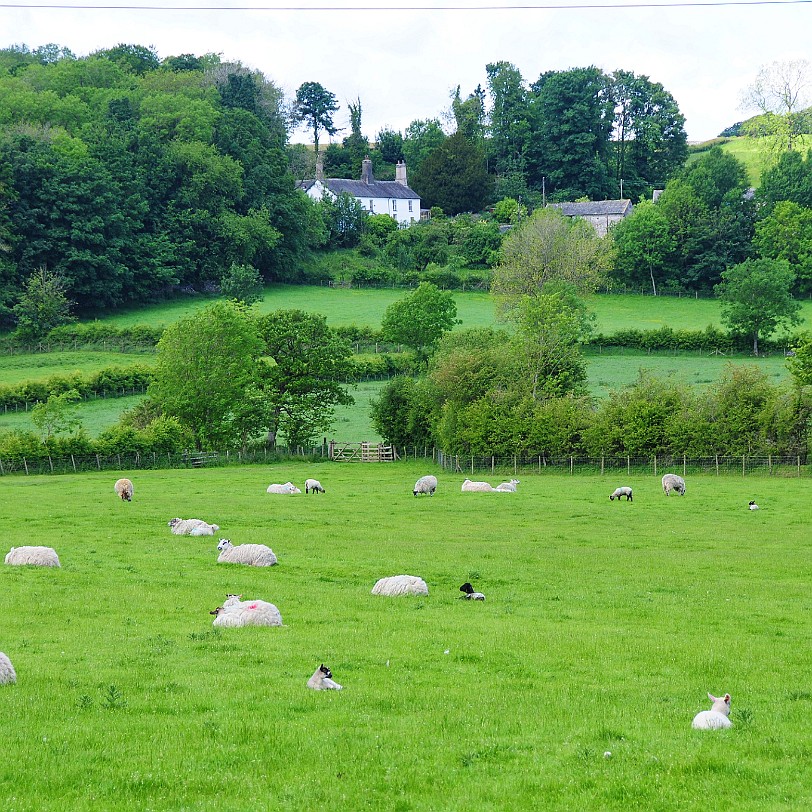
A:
0,652,16,685
413,475,438,496
114,478,134,502
371,575,429,597
168,518,220,536
216,538,277,567
266,482,302,495
209,599,282,628
459,582,485,601
496,479,520,492
610,486,633,502
662,473,686,496
305,478,325,494
749,501,760,510
307,664,343,691
461,479,497,493
691,692,732,730
5,546,60,567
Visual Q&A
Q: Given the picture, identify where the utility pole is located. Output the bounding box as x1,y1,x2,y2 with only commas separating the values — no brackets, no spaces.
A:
542,176,546,207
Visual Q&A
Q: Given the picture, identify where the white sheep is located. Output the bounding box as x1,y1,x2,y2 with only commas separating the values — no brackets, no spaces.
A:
209,598,282,627
460,582,485,601
371,575,429,597
305,478,325,494
114,478,134,502
0,652,16,685
461,479,496,493
610,486,633,502
307,663,343,691
266,482,302,495
168,518,220,536
413,475,438,496
496,479,520,492
749,501,760,510
691,692,732,730
216,538,277,567
5,546,60,567
662,473,686,496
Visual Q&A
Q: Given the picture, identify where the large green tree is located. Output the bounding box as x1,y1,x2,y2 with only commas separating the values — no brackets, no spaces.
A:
13,266,74,341
293,81,339,158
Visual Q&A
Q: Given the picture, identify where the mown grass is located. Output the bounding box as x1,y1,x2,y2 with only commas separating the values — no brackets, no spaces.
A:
0,351,154,386
1,463,811,810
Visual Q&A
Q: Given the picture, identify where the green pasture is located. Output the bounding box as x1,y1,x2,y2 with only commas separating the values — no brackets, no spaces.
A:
0,351,154,386
687,136,769,188
1,463,810,810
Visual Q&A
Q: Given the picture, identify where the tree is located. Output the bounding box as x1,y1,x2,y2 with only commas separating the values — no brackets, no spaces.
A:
485,61,530,176
293,82,339,158
753,200,812,294
31,389,81,442
220,262,264,305
401,119,446,176
376,128,404,164
715,258,802,355
380,282,459,359
13,266,74,341
451,84,486,143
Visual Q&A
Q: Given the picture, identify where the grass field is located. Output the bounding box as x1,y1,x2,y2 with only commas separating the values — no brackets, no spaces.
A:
687,137,769,188
1,462,811,810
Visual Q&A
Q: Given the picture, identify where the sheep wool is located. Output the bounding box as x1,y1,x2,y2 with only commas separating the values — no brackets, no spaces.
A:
610,487,633,501
413,475,438,496
495,479,520,492
216,539,277,567
168,518,220,536
692,692,732,730
266,482,302,495
461,479,496,493
662,473,686,496
371,575,429,597
305,478,325,494
210,599,283,627
0,652,16,685
5,546,60,567
307,664,343,691
114,478,134,502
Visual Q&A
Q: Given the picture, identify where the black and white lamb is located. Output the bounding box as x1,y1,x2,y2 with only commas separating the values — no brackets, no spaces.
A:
459,582,485,601
305,478,325,494
749,500,760,510
661,473,686,496
114,478,134,501
307,663,343,691
0,652,16,684
216,538,277,567
5,546,60,567
691,692,732,730
610,486,633,501
413,475,438,496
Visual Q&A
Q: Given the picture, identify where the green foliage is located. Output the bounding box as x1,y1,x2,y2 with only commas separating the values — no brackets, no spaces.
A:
13,267,75,341
492,197,525,224
753,200,812,294
380,282,459,358
219,262,263,305
293,81,339,155
30,388,81,441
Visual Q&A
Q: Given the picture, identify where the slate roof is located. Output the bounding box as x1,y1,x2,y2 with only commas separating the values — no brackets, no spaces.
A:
551,199,632,217
302,178,420,200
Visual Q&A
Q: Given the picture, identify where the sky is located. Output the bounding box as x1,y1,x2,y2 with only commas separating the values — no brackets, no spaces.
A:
2,0,812,145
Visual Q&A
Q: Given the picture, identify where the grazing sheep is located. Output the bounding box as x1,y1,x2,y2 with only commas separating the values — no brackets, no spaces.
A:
692,692,732,730
305,478,325,494
371,575,429,597
461,479,496,493
210,599,282,628
307,664,343,691
0,652,16,685
266,482,302,495
496,479,520,492
216,538,277,567
413,475,438,496
168,518,220,536
114,478,134,502
662,473,686,496
459,582,485,601
5,546,60,567
749,501,760,510
610,486,633,502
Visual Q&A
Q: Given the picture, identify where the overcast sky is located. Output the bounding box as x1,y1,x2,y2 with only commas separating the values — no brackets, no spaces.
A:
2,1,811,144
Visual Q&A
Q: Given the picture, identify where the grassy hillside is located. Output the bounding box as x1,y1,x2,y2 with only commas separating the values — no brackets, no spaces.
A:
686,136,770,188
1,464,810,810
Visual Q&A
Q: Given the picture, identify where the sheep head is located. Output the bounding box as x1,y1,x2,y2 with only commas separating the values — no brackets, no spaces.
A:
708,693,731,715
217,538,232,551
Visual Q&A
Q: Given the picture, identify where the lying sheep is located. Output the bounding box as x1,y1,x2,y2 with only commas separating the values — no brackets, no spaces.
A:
266,482,302,495
371,575,429,597
749,501,760,510
610,486,633,502
5,546,60,567
305,478,325,494
461,479,496,493
209,598,282,627
216,538,277,567
413,475,438,496
168,518,220,536
0,652,16,685
496,479,520,492
662,473,686,496
460,582,485,601
691,692,732,730
307,664,343,691
114,478,134,502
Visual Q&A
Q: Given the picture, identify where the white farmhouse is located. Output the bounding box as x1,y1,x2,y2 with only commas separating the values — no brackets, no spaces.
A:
299,157,421,226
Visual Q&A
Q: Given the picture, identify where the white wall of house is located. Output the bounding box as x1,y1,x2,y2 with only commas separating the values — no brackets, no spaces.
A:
303,181,419,226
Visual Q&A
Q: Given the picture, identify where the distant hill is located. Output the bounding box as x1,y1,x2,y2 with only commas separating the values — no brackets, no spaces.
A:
686,136,769,188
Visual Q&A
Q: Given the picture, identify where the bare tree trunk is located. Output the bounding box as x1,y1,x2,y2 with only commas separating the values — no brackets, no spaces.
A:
753,333,759,356
650,266,657,297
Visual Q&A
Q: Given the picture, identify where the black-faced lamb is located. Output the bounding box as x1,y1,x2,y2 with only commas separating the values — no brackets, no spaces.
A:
0,652,16,685
459,582,485,601
749,501,760,510
371,575,429,597
496,479,520,492
662,473,686,496
307,664,343,691
461,479,496,493
216,538,277,567
5,546,60,567
209,598,282,627
305,478,325,494
114,478,134,502
413,475,438,496
168,518,220,536
691,692,732,729
266,482,302,494
610,486,633,501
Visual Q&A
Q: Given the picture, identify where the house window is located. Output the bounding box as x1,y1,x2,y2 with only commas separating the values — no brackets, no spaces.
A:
408,200,413,212
393,200,397,212
369,200,374,211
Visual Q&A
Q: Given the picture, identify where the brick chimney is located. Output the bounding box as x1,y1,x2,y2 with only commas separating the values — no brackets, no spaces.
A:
395,160,408,186
361,156,373,184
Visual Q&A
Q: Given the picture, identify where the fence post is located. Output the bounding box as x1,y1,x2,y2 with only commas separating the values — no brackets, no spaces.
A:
742,455,746,477
48,455,53,473
768,454,772,475
798,456,801,477
570,456,573,474
715,455,719,476
471,456,474,475
683,454,686,477
96,454,101,470
627,456,630,476
600,456,604,475
0,457,4,475
653,455,657,476
539,455,541,474
23,457,28,475
514,455,517,475
491,456,494,474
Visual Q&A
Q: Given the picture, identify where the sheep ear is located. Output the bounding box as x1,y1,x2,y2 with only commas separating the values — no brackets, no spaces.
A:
724,694,731,702
708,693,717,702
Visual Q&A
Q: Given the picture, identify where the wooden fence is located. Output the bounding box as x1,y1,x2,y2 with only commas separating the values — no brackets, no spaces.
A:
328,442,398,462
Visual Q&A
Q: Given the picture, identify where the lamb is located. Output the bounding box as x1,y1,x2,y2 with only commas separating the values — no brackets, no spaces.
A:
216,538,277,567
691,692,732,730
305,478,325,494
749,501,760,510
168,518,220,536
266,482,302,495
371,575,429,597
209,598,283,628
461,479,496,493
610,486,633,502
459,582,485,601
307,663,343,691
114,478,134,502
662,473,686,496
496,479,520,492
5,546,60,567
413,475,438,496
0,652,16,685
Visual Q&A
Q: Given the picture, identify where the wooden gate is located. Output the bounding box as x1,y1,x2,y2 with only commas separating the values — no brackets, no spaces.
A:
328,442,398,462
